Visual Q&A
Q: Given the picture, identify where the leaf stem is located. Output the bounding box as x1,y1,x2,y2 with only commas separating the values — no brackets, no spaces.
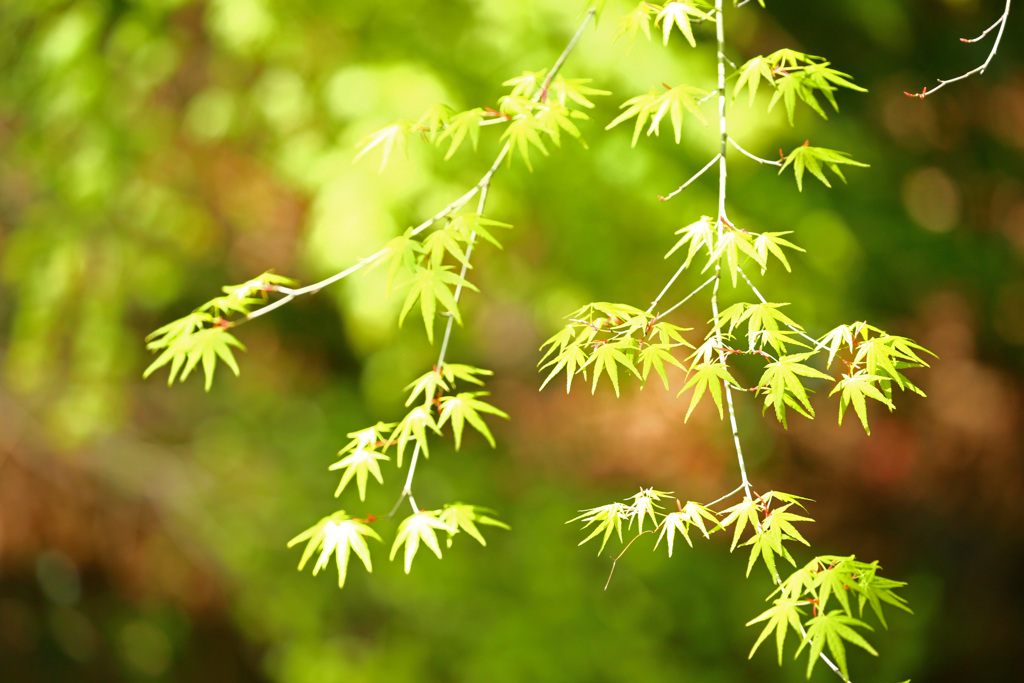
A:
655,274,717,318
659,154,721,202
728,136,782,166
604,528,657,591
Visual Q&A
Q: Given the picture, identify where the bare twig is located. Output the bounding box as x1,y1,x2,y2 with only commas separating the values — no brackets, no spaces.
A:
905,0,1011,98
659,154,721,202
728,136,782,166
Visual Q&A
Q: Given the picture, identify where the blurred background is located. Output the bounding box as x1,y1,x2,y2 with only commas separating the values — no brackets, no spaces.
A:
1,0,1023,681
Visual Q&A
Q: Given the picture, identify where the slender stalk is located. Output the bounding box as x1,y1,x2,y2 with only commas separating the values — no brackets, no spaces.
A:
728,136,782,166
656,275,717,319
659,154,721,202
709,0,751,500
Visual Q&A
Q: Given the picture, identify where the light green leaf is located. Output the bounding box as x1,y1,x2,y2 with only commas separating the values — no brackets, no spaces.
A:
679,362,739,420
390,510,455,574
437,391,509,449
438,504,510,547
287,512,381,588
780,144,868,192
568,502,631,555
329,447,389,501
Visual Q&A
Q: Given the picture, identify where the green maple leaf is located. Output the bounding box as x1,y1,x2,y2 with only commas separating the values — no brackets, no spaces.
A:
747,596,807,665
639,343,685,390
780,144,868,191
587,341,642,396
329,447,389,501
720,497,761,551
568,502,631,555
830,370,895,434
415,102,454,142
390,510,455,574
679,362,740,420
437,391,509,449
391,405,441,467
398,265,478,343
437,108,485,159
656,1,714,48
613,2,655,48
500,115,549,171
757,353,832,427
665,215,715,268
752,231,804,274
796,610,878,680
438,504,510,547
354,120,411,172
287,512,381,588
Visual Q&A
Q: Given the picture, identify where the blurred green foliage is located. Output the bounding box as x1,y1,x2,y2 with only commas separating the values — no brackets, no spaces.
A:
2,1,1023,682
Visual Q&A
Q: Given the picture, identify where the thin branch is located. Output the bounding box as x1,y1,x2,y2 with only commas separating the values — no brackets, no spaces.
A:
905,0,1011,98
655,275,717,318
604,528,657,591
540,8,597,102
728,136,782,166
706,484,745,508
658,154,721,202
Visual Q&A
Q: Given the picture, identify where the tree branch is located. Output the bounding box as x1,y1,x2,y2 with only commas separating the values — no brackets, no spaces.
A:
905,0,1011,98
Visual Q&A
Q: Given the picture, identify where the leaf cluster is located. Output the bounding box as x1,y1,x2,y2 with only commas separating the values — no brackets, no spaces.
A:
748,555,911,680
734,49,867,125
289,503,509,584
143,271,297,390
377,213,510,343
538,302,692,395
355,72,609,171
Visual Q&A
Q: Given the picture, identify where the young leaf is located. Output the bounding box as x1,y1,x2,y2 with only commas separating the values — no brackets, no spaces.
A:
627,488,670,533
329,447,389,501
720,496,760,551
354,120,411,172
438,504,510,548
757,353,832,428
656,1,714,48
287,512,381,588
437,391,510,449
780,144,869,191
390,510,455,574
587,340,642,396
613,2,655,48
665,215,715,268
747,596,807,666
830,371,895,434
415,102,454,142
679,362,739,420
568,502,631,555
437,108,485,159
796,611,878,681
657,512,693,556
391,405,441,467
639,343,685,390
501,115,549,171
752,231,804,274
397,265,478,343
